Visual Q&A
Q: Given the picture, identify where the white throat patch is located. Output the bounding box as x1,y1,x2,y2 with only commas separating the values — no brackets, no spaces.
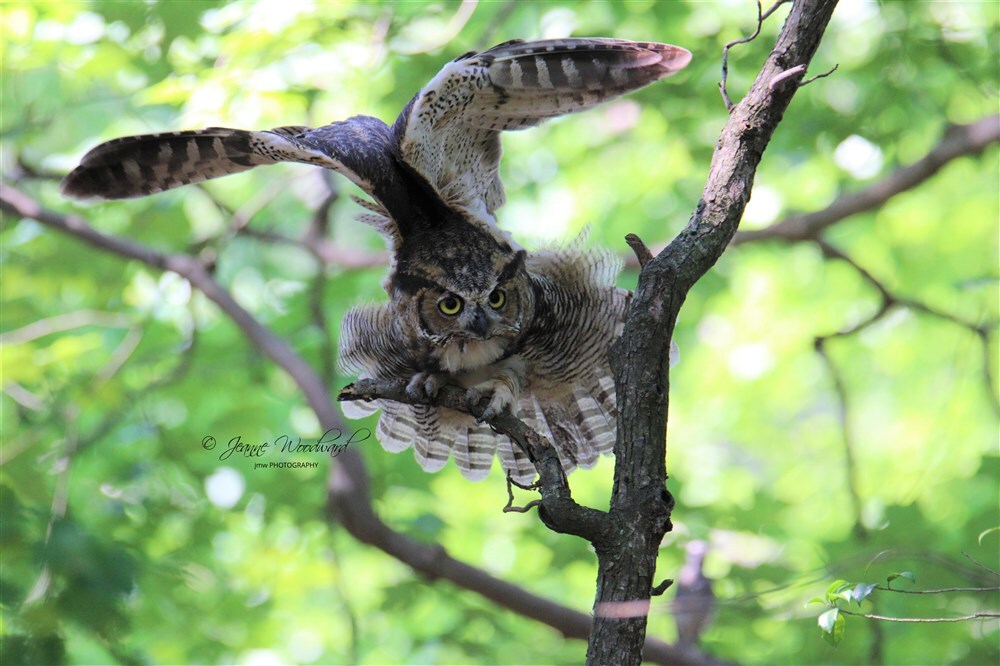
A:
438,338,507,372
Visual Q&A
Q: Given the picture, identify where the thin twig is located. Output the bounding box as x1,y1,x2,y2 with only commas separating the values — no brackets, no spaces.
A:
800,63,839,86
625,233,654,268
719,0,792,111
2,184,708,665
964,550,1000,577
504,499,542,514
840,609,1000,623
504,474,542,513
814,337,869,540
875,585,1000,594
768,64,806,90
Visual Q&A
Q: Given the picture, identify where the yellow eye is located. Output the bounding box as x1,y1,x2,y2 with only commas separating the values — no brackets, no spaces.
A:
438,295,463,316
488,289,506,310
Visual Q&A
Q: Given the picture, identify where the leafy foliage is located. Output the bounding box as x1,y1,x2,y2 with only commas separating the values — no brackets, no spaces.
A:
2,1,998,664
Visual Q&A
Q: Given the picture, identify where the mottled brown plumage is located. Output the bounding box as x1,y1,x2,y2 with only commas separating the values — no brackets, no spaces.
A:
61,37,691,482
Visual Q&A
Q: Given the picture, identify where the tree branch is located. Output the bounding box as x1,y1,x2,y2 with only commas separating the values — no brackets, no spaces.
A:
622,113,1000,269
592,2,841,664
733,115,1000,245
325,424,726,666
840,609,1000,623
338,379,610,542
874,585,1000,595
1,183,723,666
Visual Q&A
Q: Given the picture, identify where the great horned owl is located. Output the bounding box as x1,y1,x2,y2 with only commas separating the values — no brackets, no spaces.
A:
61,38,691,483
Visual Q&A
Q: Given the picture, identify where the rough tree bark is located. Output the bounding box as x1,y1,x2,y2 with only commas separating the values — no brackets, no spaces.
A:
338,1,842,663
2,2,842,663
0,184,724,666
588,1,840,663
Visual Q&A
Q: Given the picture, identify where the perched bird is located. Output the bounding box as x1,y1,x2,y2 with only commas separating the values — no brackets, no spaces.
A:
61,38,691,483
672,540,716,646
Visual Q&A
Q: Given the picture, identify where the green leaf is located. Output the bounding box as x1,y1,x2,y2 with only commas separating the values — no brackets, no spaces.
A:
825,579,853,604
886,571,916,588
818,608,846,646
818,608,839,633
851,583,877,605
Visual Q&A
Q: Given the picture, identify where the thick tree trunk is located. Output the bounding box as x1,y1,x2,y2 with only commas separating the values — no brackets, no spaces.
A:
586,2,840,663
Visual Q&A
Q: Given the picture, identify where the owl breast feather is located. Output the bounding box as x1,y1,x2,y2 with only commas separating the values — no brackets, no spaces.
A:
435,337,509,373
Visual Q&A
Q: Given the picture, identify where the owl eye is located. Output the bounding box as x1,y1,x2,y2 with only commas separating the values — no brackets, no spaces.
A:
437,295,463,316
488,289,506,310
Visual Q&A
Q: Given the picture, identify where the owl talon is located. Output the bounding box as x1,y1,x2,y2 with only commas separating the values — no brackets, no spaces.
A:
423,373,446,399
465,387,485,414
406,371,445,402
464,384,515,423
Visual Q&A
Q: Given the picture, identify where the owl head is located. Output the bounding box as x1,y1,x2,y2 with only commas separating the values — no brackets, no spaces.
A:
390,223,534,371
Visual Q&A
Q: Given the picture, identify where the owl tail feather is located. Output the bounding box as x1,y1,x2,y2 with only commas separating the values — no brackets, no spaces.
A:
340,368,619,483
517,370,618,477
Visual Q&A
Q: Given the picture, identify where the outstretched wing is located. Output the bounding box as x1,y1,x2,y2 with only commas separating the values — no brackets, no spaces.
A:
60,116,398,202
394,38,692,220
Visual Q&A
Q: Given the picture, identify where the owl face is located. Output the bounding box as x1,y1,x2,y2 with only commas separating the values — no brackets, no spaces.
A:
420,276,523,340
390,244,533,373
420,273,529,372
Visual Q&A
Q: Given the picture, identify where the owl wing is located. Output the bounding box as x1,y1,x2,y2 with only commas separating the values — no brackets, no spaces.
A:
340,302,509,481
394,38,691,220
511,235,631,474
60,116,399,202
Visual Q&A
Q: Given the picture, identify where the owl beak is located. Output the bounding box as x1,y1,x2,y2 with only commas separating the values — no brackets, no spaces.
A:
468,307,489,339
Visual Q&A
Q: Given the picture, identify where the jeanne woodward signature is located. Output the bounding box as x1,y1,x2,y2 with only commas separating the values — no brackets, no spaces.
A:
201,428,371,461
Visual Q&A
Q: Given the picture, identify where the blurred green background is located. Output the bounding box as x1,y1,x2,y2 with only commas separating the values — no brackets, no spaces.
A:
1,1,997,664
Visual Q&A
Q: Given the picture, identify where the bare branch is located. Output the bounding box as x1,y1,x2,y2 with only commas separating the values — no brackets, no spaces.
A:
814,337,869,541
325,449,720,666
814,238,1000,418
0,309,133,344
339,378,610,542
734,115,1000,245
305,177,340,386
875,585,1000,594
623,114,1000,270
1,184,725,666
800,63,839,86
625,233,654,268
964,550,1000,577
768,64,806,90
719,0,792,111
810,234,1000,539
840,609,1000,623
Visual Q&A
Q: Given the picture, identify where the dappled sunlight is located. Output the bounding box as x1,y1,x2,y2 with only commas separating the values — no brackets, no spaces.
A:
2,1,997,664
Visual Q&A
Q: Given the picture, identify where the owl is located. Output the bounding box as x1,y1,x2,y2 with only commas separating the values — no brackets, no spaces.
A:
61,38,691,483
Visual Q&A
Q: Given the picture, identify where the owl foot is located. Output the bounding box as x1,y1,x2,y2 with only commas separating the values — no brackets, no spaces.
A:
465,380,517,424
405,371,447,403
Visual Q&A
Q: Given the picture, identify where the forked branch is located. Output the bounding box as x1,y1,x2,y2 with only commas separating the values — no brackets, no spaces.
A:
0,184,718,666
338,378,610,542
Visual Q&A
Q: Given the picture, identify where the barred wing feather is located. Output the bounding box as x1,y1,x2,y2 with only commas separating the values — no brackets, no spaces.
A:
396,38,691,218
